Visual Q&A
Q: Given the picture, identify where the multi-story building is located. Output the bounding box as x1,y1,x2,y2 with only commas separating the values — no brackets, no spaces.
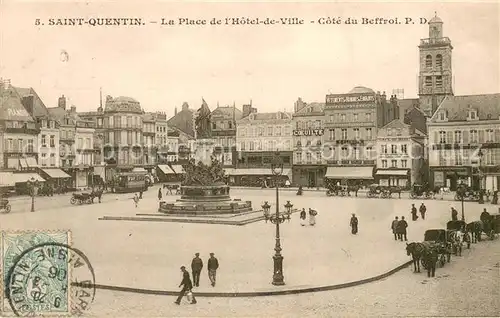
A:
375,119,426,188
0,80,43,187
292,99,326,187
48,97,95,188
155,111,170,163
167,102,194,162
428,94,500,191
142,112,156,169
102,96,144,180
233,106,293,186
322,86,399,186
166,128,179,163
210,104,242,167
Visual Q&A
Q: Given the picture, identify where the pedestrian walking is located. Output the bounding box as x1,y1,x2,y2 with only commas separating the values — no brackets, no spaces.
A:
451,207,458,221
397,216,408,241
175,266,196,305
207,253,219,287
419,203,427,220
139,190,143,199
133,193,139,208
391,216,399,240
191,253,203,287
350,213,358,234
411,204,418,221
308,208,317,226
158,187,163,201
299,208,307,226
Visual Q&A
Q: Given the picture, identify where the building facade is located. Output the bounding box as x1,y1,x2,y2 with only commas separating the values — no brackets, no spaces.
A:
292,99,326,187
1,82,40,172
233,109,293,186
375,119,426,188
210,105,242,167
142,112,156,168
428,94,500,191
322,86,399,186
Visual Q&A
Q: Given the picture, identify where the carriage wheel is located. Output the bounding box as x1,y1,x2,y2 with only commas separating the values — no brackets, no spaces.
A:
489,230,495,240
410,193,416,199
70,197,76,205
4,205,11,213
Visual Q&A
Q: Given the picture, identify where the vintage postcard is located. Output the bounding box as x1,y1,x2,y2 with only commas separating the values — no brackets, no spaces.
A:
0,0,499,317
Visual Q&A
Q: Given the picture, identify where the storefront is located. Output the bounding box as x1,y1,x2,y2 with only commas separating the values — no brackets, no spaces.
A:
324,166,374,187
430,166,471,191
480,166,500,192
156,164,184,183
375,169,410,188
39,168,72,187
292,166,325,188
226,168,291,187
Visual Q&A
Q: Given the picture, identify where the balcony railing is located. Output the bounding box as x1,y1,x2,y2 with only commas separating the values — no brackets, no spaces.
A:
420,37,451,46
327,160,375,165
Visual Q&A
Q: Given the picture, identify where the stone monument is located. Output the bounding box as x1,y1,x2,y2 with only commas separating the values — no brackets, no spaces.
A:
158,100,252,216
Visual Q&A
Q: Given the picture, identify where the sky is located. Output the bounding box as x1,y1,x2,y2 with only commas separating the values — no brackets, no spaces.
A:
0,1,498,118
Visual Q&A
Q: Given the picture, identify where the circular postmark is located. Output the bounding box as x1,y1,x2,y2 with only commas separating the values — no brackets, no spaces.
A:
7,243,96,316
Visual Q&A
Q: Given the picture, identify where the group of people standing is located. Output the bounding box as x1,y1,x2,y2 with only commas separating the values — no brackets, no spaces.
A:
391,216,409,241
410,203,427,221
299,208,318,226
175,252,220,305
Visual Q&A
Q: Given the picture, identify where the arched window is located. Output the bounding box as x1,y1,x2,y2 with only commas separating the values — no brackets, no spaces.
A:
425,55,432,68
436,54,443,68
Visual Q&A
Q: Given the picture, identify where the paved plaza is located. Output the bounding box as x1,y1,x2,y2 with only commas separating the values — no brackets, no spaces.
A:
2,186,497,294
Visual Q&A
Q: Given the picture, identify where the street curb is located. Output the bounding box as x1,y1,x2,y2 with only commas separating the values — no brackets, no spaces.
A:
86,260,413,297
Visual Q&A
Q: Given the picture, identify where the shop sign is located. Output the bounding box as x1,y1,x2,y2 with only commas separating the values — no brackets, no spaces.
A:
434,171,444,184
326,95,375,104
293,129,324,136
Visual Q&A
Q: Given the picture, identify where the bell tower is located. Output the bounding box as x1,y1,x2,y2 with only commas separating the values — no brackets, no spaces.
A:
418,12,454,118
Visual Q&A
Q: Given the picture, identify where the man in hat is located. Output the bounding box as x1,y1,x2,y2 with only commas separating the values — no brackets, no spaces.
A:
207,253,219,287
391,216,399,240
350,213,358,235
397,216,408,241
191,253,203,287
175,266,196,305
451,207,458,221
419,203,427,220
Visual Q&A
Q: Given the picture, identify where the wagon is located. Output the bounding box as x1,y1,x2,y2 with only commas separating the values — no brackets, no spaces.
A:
410,184,434,199
70,192,93,205
447,220,471,249
366,184,391,198
421,229,452,268
480,211,500,240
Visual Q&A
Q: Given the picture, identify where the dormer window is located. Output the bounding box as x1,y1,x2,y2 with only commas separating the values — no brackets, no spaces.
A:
468,109,478,120
438,111,448,121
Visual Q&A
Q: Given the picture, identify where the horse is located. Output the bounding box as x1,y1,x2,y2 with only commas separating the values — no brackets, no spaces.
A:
447,231,463,256
346,185,360,197
389,186,402,199
90,188,103,203
421,247,438,277
466,221,483,243
406,242,428,273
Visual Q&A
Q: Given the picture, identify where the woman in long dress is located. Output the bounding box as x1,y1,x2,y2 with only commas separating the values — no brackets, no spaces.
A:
309,208,317,226
300,208,307,226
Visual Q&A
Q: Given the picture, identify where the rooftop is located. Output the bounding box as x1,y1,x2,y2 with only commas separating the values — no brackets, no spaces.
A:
0,88,34,122
430,94,500,123
348,86,375,94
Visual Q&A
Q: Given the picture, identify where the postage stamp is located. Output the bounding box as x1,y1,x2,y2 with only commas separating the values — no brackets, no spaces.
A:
0,230,72,316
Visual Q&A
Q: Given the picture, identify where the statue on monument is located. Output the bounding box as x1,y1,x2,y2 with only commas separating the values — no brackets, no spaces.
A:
181,156,225,186
195,99,212,139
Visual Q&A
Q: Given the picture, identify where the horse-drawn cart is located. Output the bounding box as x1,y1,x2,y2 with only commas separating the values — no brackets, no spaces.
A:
367,184,391,198
410,184,434,199
447,220,470,249
421,229,452,269
480,211,500,240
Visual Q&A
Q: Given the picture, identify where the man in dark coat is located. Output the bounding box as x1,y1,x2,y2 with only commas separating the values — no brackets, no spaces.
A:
350,214,358,235
451,207,458,221
397,216,408,241
158,187,162,201
391,216,399,240
411,204,418,221
424,248,438,278
191,253,203,287
419,203,427,220
175,266,196,305
207,253,219,287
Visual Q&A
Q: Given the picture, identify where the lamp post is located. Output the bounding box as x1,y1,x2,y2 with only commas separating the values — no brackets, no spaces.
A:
27,177,39,212
478,150,484,204
270,151,286,286
457,181,466,221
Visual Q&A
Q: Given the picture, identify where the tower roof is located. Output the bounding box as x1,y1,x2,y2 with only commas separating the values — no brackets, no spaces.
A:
348,86,374,94
429,13,443,24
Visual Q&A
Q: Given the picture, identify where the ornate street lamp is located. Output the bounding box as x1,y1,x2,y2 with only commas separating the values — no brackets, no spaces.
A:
27,177,40,212
477,150,484,204
457,180,467,221
262,201,271,222
269,151,286,286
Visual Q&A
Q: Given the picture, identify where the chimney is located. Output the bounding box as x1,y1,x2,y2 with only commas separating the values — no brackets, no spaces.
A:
175,107,178,115
22,95,35,115
70,105,76,113
182,102,189,111
58,95,66,109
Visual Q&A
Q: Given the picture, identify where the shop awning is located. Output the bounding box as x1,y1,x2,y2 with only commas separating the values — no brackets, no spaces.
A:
42,168,71,179
7,158,19,169
132,167,147,172
227,168,275,176
325,167,374,179
19,158,28,168
157,165,175,175
26,157,38,167
12,173,46,183
170,165,185,174
93,166,105,179
375,169,409,176
0,172,15,187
